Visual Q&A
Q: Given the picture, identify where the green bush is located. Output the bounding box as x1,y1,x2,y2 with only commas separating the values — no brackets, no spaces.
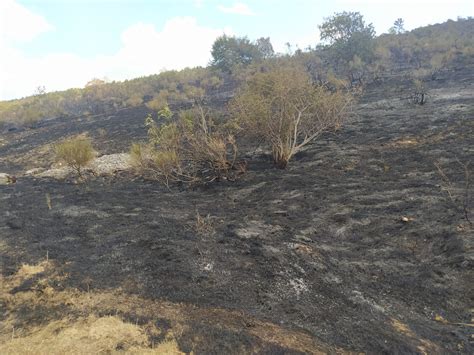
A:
230,65,352,168
55,136,96,178
131,106,240,187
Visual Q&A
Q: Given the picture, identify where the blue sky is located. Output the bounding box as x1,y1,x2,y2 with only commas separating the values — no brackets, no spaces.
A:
1,0,472,100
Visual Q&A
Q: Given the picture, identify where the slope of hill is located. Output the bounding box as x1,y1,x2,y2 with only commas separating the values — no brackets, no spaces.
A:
1,20,473,354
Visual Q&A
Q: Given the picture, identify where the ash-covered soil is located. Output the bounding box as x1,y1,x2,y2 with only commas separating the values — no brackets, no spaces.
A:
1,64,473,353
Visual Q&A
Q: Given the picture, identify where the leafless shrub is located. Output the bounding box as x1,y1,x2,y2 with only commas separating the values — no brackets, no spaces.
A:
405,69,430,105
194,211,215,238
435,159,472,229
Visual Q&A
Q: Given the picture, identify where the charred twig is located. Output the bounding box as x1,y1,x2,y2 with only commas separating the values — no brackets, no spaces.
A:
435,159,472,228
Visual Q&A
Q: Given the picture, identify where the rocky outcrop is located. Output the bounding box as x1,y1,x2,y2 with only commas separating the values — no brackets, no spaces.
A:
88,153,131,175
29,153,131,179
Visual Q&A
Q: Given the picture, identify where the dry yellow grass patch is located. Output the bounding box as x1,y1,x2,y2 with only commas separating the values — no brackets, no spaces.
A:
1,316,145,354
1,315,183,354
0,262,183,355
387,129,457,150
0,239,9,253
1,261,336,354
387,138,419,148
15,262,47,278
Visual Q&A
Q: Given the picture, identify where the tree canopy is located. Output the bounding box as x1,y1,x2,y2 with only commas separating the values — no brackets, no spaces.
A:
389,18,406,35
210,35,274,73
319,11,376,64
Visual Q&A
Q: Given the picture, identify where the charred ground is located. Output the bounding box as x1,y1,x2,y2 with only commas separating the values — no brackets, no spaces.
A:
0,59,473,353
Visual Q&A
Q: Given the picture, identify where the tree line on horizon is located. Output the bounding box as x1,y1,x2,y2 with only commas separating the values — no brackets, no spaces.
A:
0,14,473,127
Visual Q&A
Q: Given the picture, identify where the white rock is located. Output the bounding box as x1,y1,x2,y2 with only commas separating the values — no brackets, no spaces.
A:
25,167,46,176
89,153,131,175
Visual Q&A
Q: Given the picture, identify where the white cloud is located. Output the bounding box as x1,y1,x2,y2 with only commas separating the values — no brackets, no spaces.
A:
338,0,465,4
333,0,471,34
218,2,255,16
0,0,53,43
0,15,231,100
273,32,320,54
111,17,231,77
194,0,204,8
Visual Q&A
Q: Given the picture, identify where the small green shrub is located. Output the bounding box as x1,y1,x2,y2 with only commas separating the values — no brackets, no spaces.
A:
230,65,352,168
129,142,146,170
55,136,96,178
145,93,169,111
131,105,240,187
129,143,181,186
125,95,143,107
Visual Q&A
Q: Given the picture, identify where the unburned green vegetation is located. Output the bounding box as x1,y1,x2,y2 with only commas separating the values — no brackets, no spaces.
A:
54,135,96,178
130,63,352,186
130,104,240,186
230,65,352,168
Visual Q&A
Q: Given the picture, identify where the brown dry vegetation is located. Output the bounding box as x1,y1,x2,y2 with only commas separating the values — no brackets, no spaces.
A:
230,65,352,168
0,261,334,354
131,106,241,186
0,262,183,354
